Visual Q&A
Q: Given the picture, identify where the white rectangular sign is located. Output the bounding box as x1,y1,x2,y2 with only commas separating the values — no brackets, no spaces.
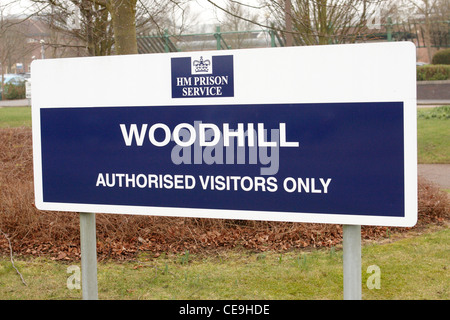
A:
32,42,417,227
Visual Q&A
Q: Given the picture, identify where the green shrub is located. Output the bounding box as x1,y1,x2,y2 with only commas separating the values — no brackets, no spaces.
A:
432,48,450,65
3,83,26,100
417,64,450,81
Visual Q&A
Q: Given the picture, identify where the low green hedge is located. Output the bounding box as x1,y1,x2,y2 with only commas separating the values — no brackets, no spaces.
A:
432,48,450,65
417,64,450,81
2,83,26,100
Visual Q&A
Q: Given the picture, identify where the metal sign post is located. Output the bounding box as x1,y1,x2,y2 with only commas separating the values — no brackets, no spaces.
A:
80,212,98,300
343,225,361,300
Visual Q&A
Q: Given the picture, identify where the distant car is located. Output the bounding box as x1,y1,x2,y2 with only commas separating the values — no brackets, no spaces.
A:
416,62,428,66
3,74,26,85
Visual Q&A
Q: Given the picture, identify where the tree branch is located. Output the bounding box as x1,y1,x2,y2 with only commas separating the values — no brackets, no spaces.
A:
1,229,27,286
205,0,291,33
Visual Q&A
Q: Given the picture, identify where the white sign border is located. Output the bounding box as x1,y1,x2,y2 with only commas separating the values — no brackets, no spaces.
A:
31,42,417,227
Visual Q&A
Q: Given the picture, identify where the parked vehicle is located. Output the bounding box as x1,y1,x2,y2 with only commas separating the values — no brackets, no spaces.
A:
3,74,26,85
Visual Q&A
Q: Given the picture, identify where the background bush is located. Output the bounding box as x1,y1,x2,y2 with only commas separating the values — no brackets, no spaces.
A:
432,48,450,65
3,83,26,100
417,64,450,81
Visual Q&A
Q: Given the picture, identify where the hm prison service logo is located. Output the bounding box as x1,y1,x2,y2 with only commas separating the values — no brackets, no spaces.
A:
171,55,234,98
192,56,212,74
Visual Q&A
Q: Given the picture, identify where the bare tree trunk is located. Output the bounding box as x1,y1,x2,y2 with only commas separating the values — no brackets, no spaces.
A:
108,0,138,55
424,7,433,62
284,0,293,46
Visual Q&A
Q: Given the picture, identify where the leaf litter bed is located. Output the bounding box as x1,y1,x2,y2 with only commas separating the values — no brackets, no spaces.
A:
1,128,448,261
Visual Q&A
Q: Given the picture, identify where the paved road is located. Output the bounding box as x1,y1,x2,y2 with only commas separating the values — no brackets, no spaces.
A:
418,164,450,189
417,81,450,100
0,99,30,107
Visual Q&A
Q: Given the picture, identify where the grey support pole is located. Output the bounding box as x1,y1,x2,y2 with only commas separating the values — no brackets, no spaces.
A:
80,212,98,300
343,224,361,300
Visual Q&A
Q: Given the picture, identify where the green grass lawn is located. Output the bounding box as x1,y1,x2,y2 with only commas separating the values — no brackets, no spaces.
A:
1,226,448,300
0,107,31,128
417,106,450,163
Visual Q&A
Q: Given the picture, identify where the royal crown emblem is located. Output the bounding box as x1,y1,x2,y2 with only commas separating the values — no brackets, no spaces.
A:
192,56,211,73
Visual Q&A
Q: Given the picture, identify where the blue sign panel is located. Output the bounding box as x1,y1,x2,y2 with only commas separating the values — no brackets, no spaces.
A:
171,55,234,98
40,102,404,217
